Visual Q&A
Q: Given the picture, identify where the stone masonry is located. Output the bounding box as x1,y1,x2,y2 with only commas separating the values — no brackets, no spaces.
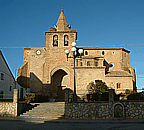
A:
0,89,26,117
65,101,144,120
17,9,136,100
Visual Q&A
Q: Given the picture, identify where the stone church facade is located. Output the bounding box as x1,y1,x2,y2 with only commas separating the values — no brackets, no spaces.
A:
17,9,136,100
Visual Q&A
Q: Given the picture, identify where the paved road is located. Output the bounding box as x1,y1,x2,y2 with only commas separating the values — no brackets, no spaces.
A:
0,120,144,130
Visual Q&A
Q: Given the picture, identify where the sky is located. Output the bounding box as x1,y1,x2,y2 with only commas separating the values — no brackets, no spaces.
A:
0,0,144,91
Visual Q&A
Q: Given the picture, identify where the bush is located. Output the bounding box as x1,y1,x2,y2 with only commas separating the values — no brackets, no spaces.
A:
127,93,144,100
25,93,35,103
86,92,109,101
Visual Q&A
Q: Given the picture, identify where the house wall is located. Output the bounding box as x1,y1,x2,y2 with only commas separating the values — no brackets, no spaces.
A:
0,54,15,99
0,52,26,99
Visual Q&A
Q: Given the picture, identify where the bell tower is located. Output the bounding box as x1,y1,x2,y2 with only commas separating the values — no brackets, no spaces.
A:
45,9,77,49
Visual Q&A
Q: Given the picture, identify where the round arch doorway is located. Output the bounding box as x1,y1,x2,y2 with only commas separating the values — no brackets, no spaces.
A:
51,69,69,101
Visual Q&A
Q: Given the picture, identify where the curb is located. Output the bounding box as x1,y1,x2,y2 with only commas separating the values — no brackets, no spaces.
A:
45,119,144,124
0,117,46,123
0,117,144,124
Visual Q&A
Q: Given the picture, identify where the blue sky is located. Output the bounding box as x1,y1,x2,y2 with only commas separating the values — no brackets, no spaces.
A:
0,0,144,91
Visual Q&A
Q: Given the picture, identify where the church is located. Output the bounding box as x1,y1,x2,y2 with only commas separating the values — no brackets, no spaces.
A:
17,9,136,100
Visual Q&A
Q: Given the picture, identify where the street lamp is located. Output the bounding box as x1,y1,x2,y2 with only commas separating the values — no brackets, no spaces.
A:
65,42,83,102
15,69,17,89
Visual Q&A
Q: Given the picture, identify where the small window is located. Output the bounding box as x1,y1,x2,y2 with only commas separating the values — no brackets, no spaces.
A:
87,61,91,66
102,51,104,55
85,51,88,55
129,70,131,74
80,62,83,66
124,53,126,57
9,86,12,91
0,90,3,98
64,35,69,46
1,73,4,80
53,35,58,46
95,62,98,66
117,83,121,89
113,52,115,54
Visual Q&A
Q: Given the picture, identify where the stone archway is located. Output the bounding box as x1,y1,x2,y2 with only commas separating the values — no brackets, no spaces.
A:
51,69,69,101
113,102,125,119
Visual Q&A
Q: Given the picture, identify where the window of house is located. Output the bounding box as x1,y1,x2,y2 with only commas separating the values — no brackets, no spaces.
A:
113,52,115,54
124,53,126,57
102,51,105,55
9,86,12,91
53,35,58,46
95,62,98,66
129,70,131,74
80,62,83,66
1,73,4,80
85,51,88,55
0,90,3,98
64,35,69,46
87,61,91,66
117,83,121,89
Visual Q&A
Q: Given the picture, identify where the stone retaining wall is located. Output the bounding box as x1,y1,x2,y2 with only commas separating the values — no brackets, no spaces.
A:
0,102,16,117
122,101,144,119
0,89,26,117
65,101,144,119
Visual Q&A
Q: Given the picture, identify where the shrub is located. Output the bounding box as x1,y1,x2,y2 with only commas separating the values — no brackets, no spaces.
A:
127,93,144,100
86,80,109,101
25,93,35,103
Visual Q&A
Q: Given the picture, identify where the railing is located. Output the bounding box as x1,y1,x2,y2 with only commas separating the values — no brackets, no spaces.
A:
0,92,13,99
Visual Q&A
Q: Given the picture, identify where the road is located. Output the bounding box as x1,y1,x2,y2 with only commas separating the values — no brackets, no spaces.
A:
0,121,144,130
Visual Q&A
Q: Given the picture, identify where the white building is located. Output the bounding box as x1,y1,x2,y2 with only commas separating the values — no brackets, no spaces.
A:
0,50,28,99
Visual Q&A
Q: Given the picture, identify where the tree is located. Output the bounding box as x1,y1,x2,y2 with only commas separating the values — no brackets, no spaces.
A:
87,80,108,94
86,80,109,101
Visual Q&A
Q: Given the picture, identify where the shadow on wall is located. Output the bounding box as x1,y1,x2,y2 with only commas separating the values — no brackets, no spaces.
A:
17,72,67,102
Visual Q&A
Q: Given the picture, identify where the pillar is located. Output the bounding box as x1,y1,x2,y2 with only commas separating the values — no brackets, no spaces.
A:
109,89,115,103
65,88,70,102
13,89,19,103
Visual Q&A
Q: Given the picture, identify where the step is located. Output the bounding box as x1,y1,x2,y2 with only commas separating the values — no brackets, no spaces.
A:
20,114,63,117
21,113,64,115
19,102,65,120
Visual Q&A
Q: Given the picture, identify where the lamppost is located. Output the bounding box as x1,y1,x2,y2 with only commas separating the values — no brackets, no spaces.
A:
15,69,17,89
65,42,83,102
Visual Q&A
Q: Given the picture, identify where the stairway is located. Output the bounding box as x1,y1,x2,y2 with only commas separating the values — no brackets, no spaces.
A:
18,102,65,120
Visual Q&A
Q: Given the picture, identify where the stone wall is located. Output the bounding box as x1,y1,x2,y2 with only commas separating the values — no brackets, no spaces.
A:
65,101,144,120
122,101,144,119
0,89,26,117
65,102,112,119
0,102,16,117
17,103,26,116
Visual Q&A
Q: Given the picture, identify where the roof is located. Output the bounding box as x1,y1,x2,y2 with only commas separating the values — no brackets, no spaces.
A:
105,71,133,77
83,47,130,53
0,50,15,80
55,9,69,31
